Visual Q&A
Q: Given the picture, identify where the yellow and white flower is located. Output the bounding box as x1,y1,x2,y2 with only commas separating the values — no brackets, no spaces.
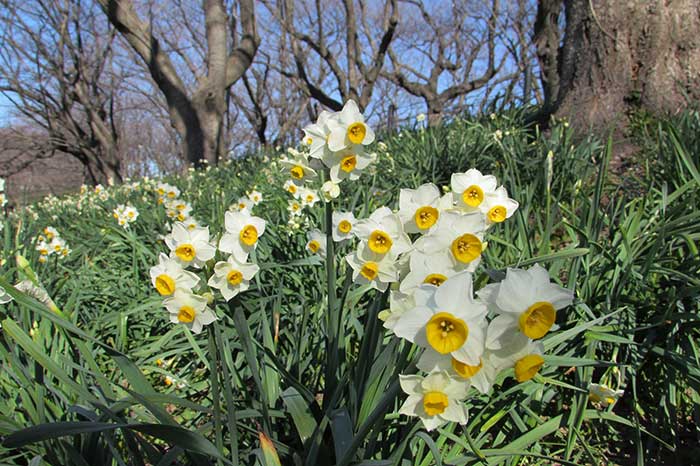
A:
280,150,318,185
399,371,469,431
398,183,451,234
321,180,341,200
162,289,216,334
380,290,415,334
346,243,399,292
283,180,301,198
413,211,486,272
332,211,356,242
298,187,320,208
326,100,375,151
302,110,334,160
451,169,498,212
326,146,376,183
207,255,260,301
288,200,303,217
481,186,518,224
394,272,487,365
164,222,216,268
490,338,545,383
588,383,624,407
218,211,266,261
149,253,200,296
247,190,263,205
305,229,327,258
354,207,412,256
398,250,459,294
417,349,499,395
233,196,254,213
478,264,573,344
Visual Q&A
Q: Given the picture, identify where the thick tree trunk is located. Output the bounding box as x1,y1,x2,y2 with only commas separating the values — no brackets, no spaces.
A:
426,99,444,127
548,0,700,131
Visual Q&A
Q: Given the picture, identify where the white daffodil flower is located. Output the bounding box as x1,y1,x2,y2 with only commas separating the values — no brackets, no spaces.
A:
332,211,356,242
219,211,266,261
417,348,500,395
398,183,452,234
481,186,518,225
280,151,318,185
164,223,216,268
413,211,486,272
321,180,341,201
326,146,376,183
588,383,624,407
306,229,327,258
399,371,470,431
451,169,498,212
379,290,415,334
207,255,260,301
288,200,303,217
162,289,216,334
490,338,545,383
354,206,412,257
478,264,573,345
326,100,375,152
283,180,301,198
346,242,399,292
149,253,200,296
303,110,335,160
298,187,320,208
399,250,460,294
247,190,263,205
393,272,487,366
234,196,254,213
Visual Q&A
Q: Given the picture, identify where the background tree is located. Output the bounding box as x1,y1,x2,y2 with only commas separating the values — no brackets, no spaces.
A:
383,0,524,126
96,0,260,166
534,0,700,131
0,0,124,184
264,0,399,112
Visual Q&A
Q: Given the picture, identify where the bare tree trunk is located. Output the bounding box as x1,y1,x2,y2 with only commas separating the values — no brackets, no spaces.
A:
539,0,700,131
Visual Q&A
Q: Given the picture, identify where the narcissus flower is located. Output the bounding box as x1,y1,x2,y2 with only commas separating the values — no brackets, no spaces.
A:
149,253,200,296
346,243,399,292
398,183,451,234
303,110,334,160
165,223,216,268
588,383,624,407
162,289,216,334
394,272,487,365
490,338,545,383
398,250,459,294
247,190,263,205
280,151,318,185
219,211,266,261
417,348,499,395
379,290,415,334
480,186,518,224
321,181,341,200
354,207,412,256
332,211,356,242
399,371,469,431
326,146,376,183
413,211,486,272
478,264,573,344
326,100,375,151
306,229,327,258
283,180,300,198
298,187,320,207
207,255,260,301
451,169,498,211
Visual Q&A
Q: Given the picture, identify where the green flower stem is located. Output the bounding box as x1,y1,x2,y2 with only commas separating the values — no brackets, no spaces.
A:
208,326,224,464
215,321,239,465
323,170,339,408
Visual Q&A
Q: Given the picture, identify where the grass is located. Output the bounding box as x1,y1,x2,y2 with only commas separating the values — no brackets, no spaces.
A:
0,109,698,465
